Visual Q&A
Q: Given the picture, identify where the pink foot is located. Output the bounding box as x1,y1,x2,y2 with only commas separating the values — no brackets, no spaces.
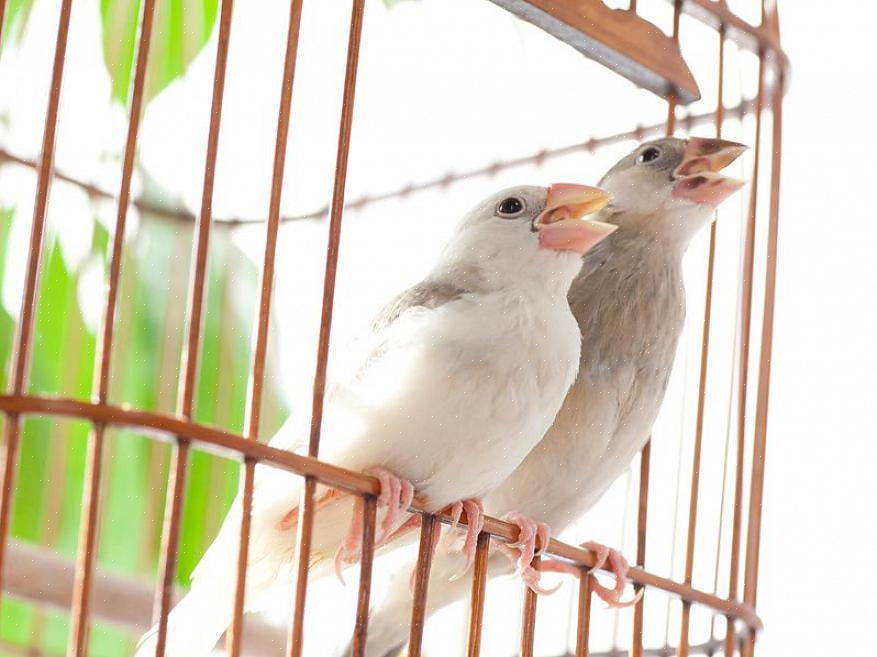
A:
446,499,485,580
498,513,559,595
368,467,415,546
540,541,641,608
333,467,415,584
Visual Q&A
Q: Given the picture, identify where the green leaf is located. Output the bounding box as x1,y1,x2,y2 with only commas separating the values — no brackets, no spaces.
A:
101,0,220,106
0,0,34,50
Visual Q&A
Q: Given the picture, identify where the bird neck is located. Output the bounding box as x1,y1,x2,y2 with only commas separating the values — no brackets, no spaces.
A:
571,230,687,368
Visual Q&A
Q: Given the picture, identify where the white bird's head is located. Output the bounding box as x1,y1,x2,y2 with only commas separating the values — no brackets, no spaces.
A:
598,137,747,246
438,183,615,292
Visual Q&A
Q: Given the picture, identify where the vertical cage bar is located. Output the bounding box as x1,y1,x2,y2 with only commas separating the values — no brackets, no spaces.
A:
466,531,491,657
228,460,255,654
725,51,765,657
665,0,682,134
151,0,235,655
0,1,7,57
678,20,725,657
520,556,540,657
742,48,784,657
631,441,650,657
227,1,305,655
408,514,437,657
286,476,317,657
575,572,593,657
66,2,157,653
350,495,378,657
287,0,365,654
0,0,73,612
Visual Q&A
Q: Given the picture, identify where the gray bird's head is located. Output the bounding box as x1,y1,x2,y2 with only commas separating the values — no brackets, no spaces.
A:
438,183,615,292
598,137,747,246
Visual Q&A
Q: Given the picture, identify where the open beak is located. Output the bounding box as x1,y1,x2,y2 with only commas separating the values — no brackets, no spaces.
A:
672,137,747,207
535,183,615,255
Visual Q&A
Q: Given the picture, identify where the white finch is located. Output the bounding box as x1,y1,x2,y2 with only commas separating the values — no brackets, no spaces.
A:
134,182,615,657
349,137,747,657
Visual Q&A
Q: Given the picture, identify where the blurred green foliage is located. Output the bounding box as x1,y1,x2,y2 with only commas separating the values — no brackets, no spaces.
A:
0,0,34,50
0,210,288,657
101,0,220,104
0,2,290,654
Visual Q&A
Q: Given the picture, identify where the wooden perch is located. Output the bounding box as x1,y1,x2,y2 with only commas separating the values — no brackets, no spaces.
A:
2,540,286,657
488,0,701,103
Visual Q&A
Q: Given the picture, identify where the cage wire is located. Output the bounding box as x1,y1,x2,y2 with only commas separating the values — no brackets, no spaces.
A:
0,0,787,656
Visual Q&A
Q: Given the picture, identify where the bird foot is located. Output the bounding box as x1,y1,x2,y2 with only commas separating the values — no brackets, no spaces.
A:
445,499,485,580
540,541,641,608
497,513,559,595
332,466,414,585
367,467,416,547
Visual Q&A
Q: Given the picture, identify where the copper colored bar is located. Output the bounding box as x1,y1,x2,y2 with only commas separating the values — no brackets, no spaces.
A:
289,1,365,654
150,1,235,655
66,2,158,652
575,573,593,657
178,0,234,418
245,0,305,445
95,0,157,402
408,514,437,657
665,0,682,134
631,441,651,657
229,0,305,653
520,556,540,657
0,407,771,643
466,531,491,657
350,495,378,657
725,50,765,657
285,475,317,657
0,0,7,58
0,392,765,632
153,442,190,656
226,460,256,657
678,20,725,657
67,422,106,656
743,36,785,652
0,0,72,617
306,0,366,458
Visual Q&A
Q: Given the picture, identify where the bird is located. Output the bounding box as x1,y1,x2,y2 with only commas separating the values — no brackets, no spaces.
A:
134,182,616,657
346,136,747,657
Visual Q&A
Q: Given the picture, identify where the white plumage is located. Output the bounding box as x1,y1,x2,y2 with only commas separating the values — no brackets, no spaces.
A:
135,183,613,657
350,136,747,657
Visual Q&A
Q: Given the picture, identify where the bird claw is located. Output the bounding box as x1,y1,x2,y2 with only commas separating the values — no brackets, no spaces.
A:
580,541,639,608
539,540,639,608
333,467,415,586
333,496,366,585
366,467,415,547
497,513,555,595
447,499,485,581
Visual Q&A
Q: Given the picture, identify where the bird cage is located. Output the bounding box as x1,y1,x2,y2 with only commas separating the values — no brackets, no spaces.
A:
0,1,788,657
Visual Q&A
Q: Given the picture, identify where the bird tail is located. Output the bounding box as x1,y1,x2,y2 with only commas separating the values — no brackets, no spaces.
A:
134,581,233,657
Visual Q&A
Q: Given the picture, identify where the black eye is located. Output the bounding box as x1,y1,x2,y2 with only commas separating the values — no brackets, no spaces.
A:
496,196,526,218
636,146,661,165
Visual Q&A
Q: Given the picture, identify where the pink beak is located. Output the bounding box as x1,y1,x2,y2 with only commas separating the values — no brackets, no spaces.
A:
536,183,615,255
671,137,747,207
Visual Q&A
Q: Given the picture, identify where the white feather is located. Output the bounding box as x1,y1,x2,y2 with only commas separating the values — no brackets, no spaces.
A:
136,185,587,657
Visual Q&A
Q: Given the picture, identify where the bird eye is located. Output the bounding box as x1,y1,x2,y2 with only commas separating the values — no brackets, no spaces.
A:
496,196,526,218
636,146,662,165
